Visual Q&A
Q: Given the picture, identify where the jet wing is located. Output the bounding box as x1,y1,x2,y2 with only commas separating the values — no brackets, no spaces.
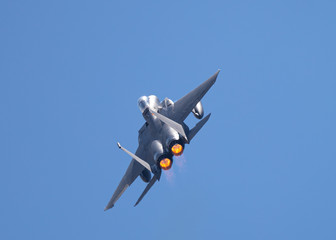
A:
104,146,146,210
172,70,220,123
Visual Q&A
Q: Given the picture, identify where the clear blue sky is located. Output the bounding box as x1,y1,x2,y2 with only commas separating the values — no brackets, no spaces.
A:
1,1,335,239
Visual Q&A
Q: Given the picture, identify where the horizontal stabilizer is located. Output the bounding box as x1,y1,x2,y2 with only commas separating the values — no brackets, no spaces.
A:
134,175,158,207
188,113,211,142
150,110,188,142
117,142,151,172
104,145,147,211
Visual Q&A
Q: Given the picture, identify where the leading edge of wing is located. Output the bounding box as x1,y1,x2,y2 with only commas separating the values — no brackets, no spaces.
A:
104,147,146,211
172,70,220,122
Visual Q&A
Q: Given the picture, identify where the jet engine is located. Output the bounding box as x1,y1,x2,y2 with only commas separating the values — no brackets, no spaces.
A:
161,124,185,156
162,125,184,156
169,139,185,156
192,101,204,119
151,140,173,171
158,156,173,170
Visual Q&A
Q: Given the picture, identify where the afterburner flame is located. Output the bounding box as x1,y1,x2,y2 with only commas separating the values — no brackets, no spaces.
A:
159,158,172,170
171,143,184,156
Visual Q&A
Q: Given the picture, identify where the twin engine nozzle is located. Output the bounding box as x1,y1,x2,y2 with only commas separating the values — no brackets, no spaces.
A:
159,140,185,171
152,139,185,171
157,141,184,171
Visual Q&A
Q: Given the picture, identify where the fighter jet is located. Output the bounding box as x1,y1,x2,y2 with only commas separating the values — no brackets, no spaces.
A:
105,70,220,210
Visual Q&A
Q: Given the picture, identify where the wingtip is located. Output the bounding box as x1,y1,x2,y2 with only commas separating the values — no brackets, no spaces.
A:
117,142,121,149
208,70,220,84
134,199,141,207
104,204,114,211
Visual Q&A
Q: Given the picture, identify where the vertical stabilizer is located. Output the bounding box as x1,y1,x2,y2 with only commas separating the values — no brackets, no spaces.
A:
188,113,211,142
134,175,158,206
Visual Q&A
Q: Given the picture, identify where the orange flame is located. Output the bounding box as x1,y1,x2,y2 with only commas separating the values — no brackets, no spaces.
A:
159,158,172,170
171,143,184,156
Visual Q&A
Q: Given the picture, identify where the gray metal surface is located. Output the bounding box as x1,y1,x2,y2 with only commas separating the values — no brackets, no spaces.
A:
105,70,220,210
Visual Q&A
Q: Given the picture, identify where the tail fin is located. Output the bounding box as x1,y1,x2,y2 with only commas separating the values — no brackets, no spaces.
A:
150,110,188,142
134,175,158,207
188,113,211,142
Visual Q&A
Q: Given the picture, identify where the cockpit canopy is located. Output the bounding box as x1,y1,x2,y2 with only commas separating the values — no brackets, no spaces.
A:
138,95,161,113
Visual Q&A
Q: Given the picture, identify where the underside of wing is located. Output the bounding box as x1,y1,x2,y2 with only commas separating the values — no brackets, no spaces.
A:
104,146,147,210
172,70,220,123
